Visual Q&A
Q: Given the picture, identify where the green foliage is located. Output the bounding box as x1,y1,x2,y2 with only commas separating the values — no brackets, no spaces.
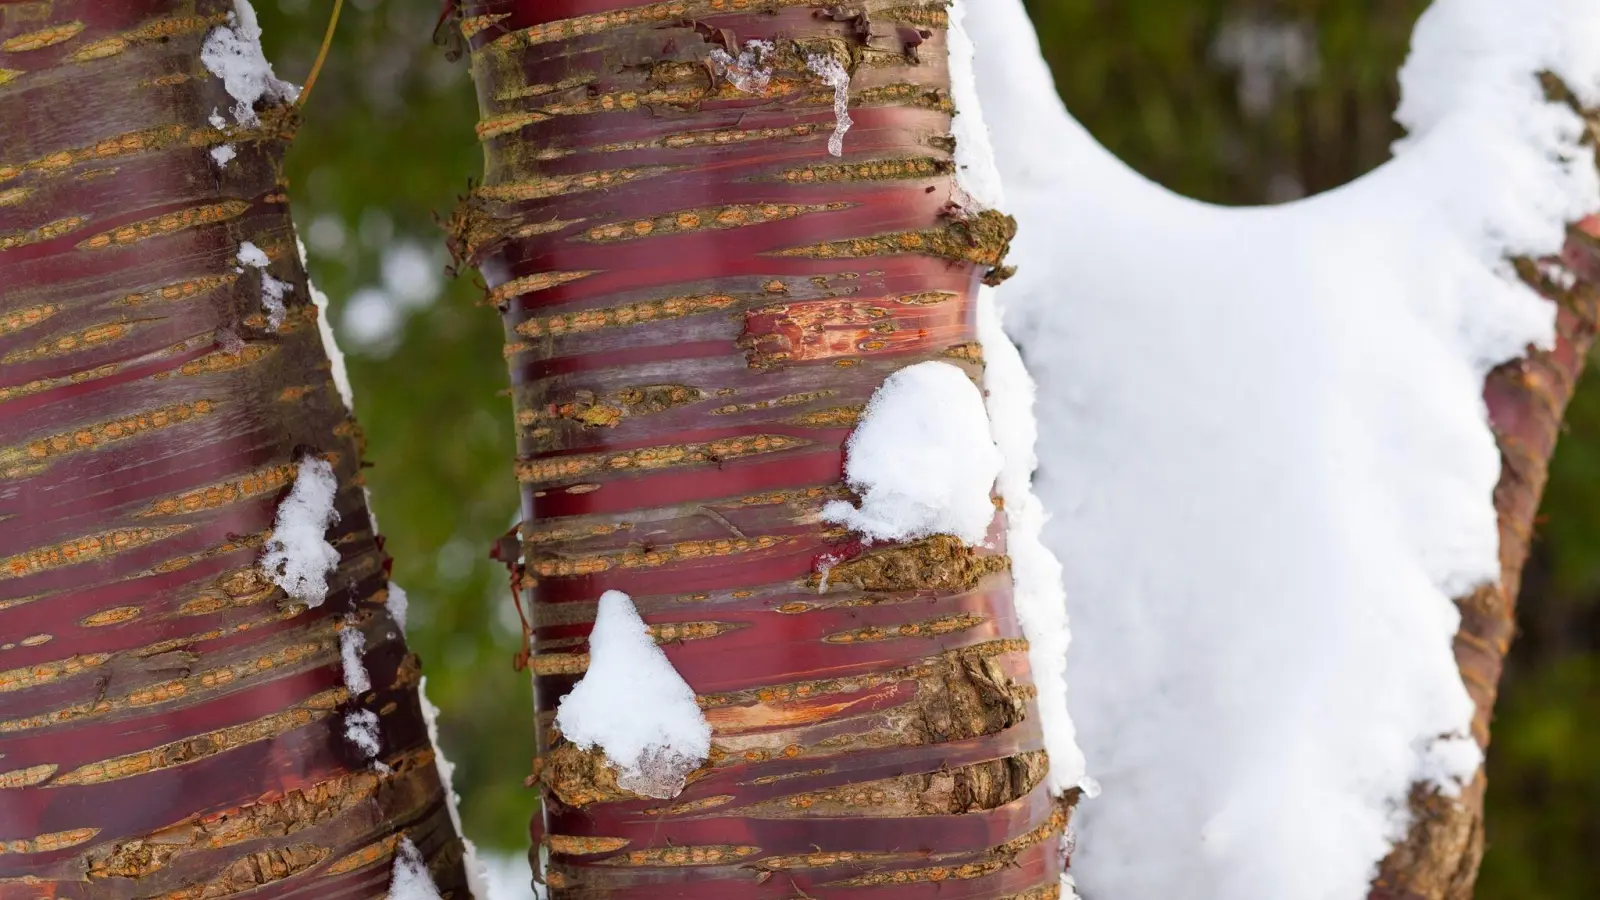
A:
256,1,1599,886
257,0,533,850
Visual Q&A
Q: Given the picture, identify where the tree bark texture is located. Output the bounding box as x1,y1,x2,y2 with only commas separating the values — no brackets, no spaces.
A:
1372,96,1600,898
0,2,468,897
455,1,1065,897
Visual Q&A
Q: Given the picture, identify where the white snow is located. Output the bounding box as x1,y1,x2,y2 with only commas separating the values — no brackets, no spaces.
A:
709,40,773,94
344,708,380,757
420,678,490,900
822,361,1003,547
554,590,710,800
806,55,853,157
386,581,410,633
200,0,299,127
260,274,289,330
235,241,289,329
968,0,1600,898
339,618,371,695
946,3,1004,210
297,237,356,411
210,144,237,168
259,456,341,607
947,0,1086,800
236,241,269,269
208,109,228,130
387,836,444,900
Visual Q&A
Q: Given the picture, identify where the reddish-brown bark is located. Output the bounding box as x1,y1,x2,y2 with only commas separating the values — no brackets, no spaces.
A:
0,2,467,896
455,1,1066,897
1372,209,1600,897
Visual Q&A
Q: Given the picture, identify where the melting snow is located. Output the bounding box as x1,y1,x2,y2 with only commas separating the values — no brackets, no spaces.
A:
200,0,299,127
822,360,1003,547
806,54,854,157
259,456,341,607
554,591,710,799
210,144,236,168
969,0,1600,897
709,40,773,94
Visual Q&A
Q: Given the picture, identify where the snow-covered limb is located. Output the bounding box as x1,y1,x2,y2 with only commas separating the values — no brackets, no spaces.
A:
259,457,341,607
553,591,710,800
969,0,1600,897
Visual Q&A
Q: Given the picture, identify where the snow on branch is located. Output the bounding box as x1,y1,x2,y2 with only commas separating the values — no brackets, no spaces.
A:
968,0,1600,897
554,591,710,800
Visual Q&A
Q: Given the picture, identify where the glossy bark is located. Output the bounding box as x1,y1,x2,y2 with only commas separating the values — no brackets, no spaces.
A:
456,1,1065,897
0,2,467,896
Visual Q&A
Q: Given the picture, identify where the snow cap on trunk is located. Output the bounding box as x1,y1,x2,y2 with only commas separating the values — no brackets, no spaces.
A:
823,360,1004,546
554,591,710,799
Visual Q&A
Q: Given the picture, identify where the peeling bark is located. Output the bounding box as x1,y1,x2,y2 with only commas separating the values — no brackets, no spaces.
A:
0,2,467,897
456,1,1066,896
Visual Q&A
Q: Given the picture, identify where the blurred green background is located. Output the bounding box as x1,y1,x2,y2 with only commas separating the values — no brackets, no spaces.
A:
255,0,1598,894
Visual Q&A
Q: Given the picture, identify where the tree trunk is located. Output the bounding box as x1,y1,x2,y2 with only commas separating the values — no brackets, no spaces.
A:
1371,116,1600,900
0,2,468,897
455,1,1065,896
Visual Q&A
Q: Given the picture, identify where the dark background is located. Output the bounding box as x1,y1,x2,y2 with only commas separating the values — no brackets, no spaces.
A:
254,1,1599,894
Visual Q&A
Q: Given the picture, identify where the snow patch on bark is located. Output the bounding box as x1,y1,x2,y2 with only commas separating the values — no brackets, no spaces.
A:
555,591,710,799
200,0,298,127
259,457,340,607
235,241,288,330
210,144,236,169
344,708,380,757
386,837,443,900
339,619,370,695
969,0,1600,897
822,361,1004,547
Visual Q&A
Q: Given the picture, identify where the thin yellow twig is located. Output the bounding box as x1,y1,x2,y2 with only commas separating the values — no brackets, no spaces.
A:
298,0,344,109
